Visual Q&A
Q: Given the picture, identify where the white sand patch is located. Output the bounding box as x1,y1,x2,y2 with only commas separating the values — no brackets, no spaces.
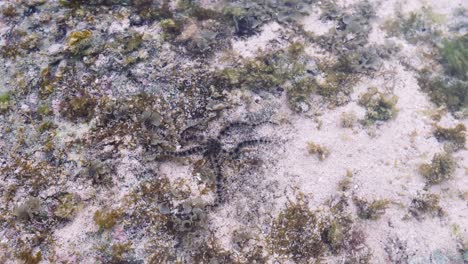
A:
54,205,99,262
231,22,283,58
300,6,335,36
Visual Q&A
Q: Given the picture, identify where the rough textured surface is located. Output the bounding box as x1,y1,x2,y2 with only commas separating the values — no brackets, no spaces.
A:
0,0,467,263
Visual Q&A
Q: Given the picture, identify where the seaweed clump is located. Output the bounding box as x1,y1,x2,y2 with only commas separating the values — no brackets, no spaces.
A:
215,44,318,112
439,35,467,81
54,193,81,220
0,91,12,113
65,29,97,57
340,111,357,128
267,196,326,262
409,192,444,220
417,35,467,115
353,197,390,220
383,8,440,44
419,152,456,185
307,142,330,161
418,75,467,115
358,87,398,124
2,4,17,18
93,208,123,231
17,250,42,264
60,92,97,122
433,124,466,151
268,194,369,262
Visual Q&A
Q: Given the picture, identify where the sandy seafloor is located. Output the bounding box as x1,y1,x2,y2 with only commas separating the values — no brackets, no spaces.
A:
0,0,467,263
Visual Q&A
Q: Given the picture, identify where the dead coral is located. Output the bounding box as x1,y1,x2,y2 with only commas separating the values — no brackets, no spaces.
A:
317,1,376,54
190,236,234,263
384,237,409,264
83,160,112,186
419,152,456,185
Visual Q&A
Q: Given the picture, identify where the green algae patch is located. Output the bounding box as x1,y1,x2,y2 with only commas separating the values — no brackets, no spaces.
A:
0,91,12,113
417,35,467,116
439,35,468,80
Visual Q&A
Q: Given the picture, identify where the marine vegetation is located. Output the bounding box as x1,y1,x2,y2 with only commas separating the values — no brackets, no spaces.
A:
353,197,390,220
383,8,441,44
417,35,467,115
307,142,331,161
223,0,315,37
439,35,467,80
419,152,457,185
267,196,326,262
409,192,444,220
358,87,399,124
433,123,466,151
0,91,12,113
